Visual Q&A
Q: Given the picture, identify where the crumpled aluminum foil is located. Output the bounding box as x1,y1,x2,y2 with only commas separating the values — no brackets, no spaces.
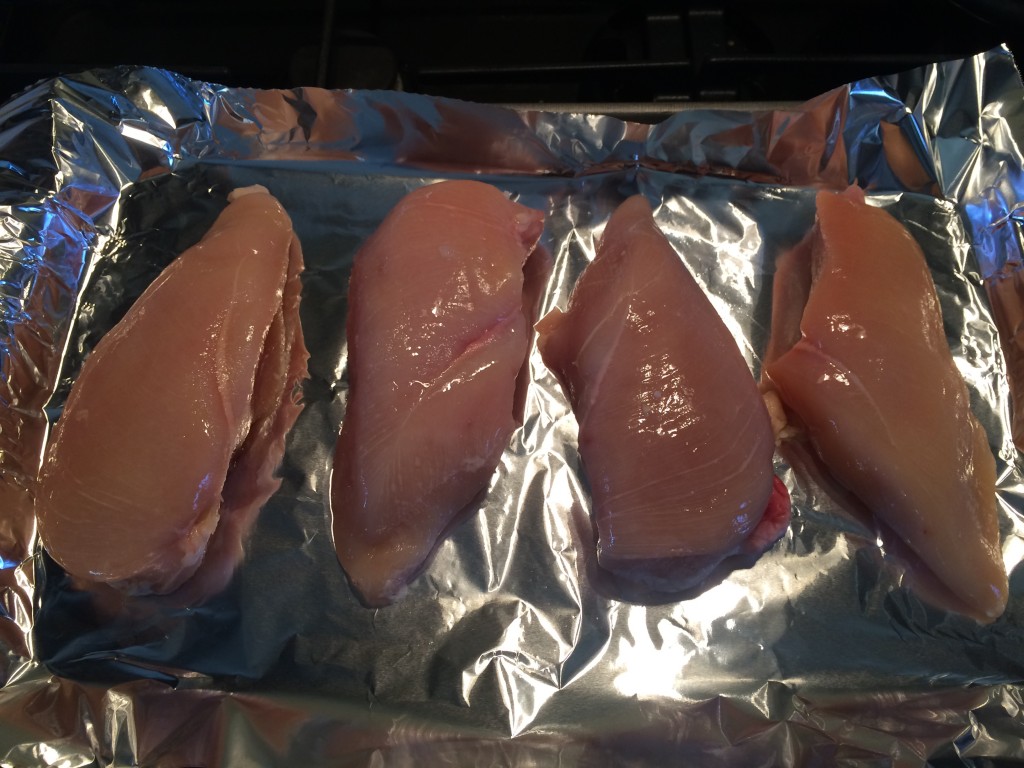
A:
1,46,1024,767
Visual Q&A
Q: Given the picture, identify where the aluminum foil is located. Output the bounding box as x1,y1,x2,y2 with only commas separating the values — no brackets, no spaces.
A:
2,48,1024,766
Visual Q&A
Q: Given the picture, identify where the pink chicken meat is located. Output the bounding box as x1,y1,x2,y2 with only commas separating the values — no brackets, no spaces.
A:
985,267,1024,453
331,180,544,607
763,186,1007,622
536,195,790,593
36,185,308,599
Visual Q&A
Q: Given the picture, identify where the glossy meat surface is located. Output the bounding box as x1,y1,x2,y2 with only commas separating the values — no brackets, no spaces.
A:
764,186,1006,622
331,180,544,606
985,266,1024,452
536,195,784,592
36,185,308,599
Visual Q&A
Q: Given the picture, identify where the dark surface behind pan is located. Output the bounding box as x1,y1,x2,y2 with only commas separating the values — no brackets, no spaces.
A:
1,0,1023,120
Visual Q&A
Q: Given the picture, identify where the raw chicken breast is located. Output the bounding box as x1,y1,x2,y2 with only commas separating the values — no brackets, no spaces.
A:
331,180,545,607
763,186,1007,622
36,185,308,599
985,266,1024,452
536,195,789,594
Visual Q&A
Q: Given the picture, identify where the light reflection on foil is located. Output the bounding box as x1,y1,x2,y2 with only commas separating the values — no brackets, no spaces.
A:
0,49,1023,766
613,605,697,699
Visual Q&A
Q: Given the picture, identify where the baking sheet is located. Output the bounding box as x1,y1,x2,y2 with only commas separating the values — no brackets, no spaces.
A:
1,48,1024,766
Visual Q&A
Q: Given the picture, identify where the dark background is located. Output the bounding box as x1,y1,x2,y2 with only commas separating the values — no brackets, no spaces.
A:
1,0,1023,117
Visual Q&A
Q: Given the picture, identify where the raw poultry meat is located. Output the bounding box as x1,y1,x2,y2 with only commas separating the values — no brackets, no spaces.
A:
331,180,545,607
36,185,308,600
763,186,1007,622
985,265,1024,453
536,195,790,595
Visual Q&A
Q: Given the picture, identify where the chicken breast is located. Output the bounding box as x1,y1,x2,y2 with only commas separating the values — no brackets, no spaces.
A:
985,266,1024,453
763,186,1007,622
36,185,308,600
331,180,545,607
536,195,789,594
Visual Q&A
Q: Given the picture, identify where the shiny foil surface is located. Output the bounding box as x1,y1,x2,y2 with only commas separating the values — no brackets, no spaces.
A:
1,47,1024,766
